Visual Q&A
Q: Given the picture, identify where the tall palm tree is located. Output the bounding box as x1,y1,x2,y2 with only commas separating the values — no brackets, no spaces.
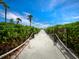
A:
16,18,22,24
27,14,33,27
3,3,9,23
0,0,9,23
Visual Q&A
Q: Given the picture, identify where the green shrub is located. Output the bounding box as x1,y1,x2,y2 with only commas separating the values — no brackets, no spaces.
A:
45,21,79,56
0,22,40,55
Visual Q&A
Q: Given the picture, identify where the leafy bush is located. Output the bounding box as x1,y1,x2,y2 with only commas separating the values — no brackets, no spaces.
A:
0,22,40,55
45,21,79,56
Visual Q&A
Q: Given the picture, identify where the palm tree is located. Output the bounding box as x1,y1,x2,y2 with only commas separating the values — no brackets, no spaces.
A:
27,14,33,27
3,3,9,23
16,18,22,24
0,0,9,23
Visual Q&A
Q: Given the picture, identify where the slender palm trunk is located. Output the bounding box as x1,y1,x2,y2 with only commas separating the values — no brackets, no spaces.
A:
5,8,7,23
17,21,19,24
30,19,31,27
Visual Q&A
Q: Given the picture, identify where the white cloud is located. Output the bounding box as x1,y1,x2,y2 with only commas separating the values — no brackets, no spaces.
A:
57,16,79,24
0,11,30,25
32,22,52,28
0,12,17,20
59,21,71,24
41,0,65,12
48,0,64,9
63,15,79,20
72,16,79,19
0,11,51,28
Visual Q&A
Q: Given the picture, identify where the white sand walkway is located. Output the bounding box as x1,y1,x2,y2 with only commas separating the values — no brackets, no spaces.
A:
16,30,66,59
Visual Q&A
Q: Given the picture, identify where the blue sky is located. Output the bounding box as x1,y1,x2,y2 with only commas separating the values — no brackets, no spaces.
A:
0,0,79,28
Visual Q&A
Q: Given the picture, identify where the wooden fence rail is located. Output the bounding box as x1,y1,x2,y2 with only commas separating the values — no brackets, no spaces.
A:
55,33,79,59
0,33,34,59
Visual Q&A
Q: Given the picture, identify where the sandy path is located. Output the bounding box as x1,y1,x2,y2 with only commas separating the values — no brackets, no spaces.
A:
16,30,65,59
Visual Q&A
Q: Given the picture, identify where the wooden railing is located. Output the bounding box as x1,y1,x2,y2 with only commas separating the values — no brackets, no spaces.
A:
0,33,34,59
54,33,79,59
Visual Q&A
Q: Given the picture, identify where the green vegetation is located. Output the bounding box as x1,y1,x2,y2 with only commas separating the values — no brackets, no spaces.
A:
45,21,79,56
0,22,40,55
0,1,40,55
0,1,39,55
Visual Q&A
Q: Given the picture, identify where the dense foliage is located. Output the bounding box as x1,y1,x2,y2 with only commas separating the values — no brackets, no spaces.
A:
0,22,40,55
45,21,79,56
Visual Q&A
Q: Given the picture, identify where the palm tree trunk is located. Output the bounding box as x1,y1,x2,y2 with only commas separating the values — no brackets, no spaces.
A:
5,8,7,23
30,19,31,27
17,21,19,24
